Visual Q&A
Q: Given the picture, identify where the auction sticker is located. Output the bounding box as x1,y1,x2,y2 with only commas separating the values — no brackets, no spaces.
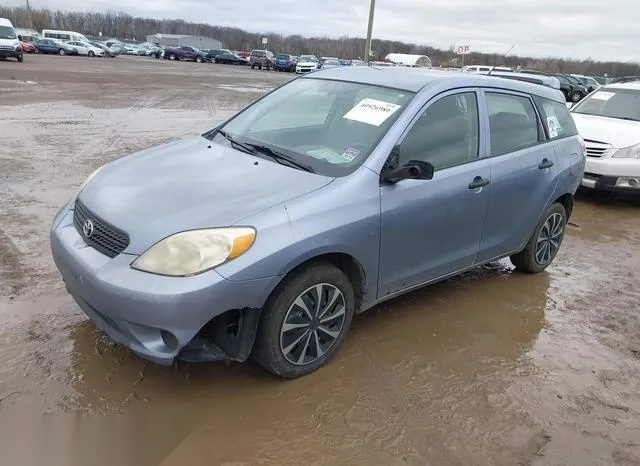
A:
341,147,360,162
547,116,559,138
344,98,402,126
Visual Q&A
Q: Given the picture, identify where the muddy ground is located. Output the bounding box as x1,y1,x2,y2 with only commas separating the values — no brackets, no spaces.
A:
0,55,639,466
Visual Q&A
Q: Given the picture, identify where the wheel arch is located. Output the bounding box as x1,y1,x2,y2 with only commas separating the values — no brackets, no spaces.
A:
554,192,574,219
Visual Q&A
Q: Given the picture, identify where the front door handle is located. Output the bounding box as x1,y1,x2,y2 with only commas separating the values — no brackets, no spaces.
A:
538,159,554,169
468,176,490,189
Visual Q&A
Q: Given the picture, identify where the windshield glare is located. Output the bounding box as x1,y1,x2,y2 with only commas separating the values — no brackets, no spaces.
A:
218,78,414,176
0,26,16,39
572,88,640,121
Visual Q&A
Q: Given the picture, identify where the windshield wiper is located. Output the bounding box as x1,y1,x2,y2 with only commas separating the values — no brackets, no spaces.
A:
215,129,255,155
244,143,315,173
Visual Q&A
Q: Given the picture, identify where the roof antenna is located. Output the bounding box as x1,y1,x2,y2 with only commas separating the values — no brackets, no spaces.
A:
487,44,515,76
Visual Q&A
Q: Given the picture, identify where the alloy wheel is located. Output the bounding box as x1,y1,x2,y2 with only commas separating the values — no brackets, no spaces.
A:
535,212,564,265
279,283,346,366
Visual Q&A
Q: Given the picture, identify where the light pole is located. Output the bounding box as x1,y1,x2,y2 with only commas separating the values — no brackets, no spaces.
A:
364,0,375,63
25,0,34,29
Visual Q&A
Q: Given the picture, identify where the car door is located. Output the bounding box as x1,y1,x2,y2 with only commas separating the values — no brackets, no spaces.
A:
378,89,491,298
477,90,558,262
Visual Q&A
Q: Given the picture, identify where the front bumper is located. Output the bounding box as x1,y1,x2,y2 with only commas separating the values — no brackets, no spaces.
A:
50,203,282,365
296,67,317,73
581,157,640,192
0,49,22,58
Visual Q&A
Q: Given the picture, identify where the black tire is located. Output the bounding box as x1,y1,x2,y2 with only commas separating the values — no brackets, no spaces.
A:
254,262,355,379
571,91,584,102
169,54,176,61
88,51,95,57
196,56,202,63
510,203,567,273
17,55,23,62
58,49,65,56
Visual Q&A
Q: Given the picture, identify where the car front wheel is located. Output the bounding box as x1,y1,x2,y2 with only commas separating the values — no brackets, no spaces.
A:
88,51,95,57
510,203,567,273
254,263,355,378
571,91,584,102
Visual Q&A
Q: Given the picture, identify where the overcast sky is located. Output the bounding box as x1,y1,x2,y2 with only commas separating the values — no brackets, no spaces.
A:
9,0,640,62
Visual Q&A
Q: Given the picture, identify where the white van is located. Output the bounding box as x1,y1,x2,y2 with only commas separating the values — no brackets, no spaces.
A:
41,29,89,43
0,18,22,62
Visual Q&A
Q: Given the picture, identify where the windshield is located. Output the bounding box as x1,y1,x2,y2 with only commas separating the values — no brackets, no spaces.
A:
565,75,582,86
0,26,16,39
276,54,290,60
300,56,317,62
572,88,640,121
324,60,340,66
214,78,414,176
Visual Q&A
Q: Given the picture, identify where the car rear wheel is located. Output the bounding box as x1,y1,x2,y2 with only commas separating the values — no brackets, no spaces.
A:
571,91,584,102
510,203,567,273
58,49,65,56
17,55,23,62
254,262,355,379
196,56,203,63
169,54,176,60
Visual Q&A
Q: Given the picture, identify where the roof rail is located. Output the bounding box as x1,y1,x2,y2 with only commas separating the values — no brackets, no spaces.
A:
608,76,640,84
484,71,561,90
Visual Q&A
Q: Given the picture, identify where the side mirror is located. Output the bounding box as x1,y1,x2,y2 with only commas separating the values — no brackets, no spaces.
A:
383,160,434,183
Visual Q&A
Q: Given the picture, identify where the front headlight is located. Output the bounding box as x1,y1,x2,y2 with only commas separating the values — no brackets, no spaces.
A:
131,227,256,277
612,143,640,159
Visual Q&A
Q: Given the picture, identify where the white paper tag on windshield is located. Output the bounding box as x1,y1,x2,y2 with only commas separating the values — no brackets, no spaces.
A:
343,98,402,126
547,116,559,138
591,91,615,101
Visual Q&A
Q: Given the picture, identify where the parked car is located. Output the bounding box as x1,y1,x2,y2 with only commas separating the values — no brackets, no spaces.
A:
203,48,231,60
320,59,341,69
106,42,126,55
51,68,584,379
571,74,600,93
214,52,248,65
89,41,116,58
522,71,587,103
234,51,250,60
163,45,209,62
250,49,274,70
145,44,163,58
0,18,22,62
274,54,296,72
570,79,640,194
33,38,78,56
296,55,320,73
66,40,105,57
19,39,36,54
350,59,367,67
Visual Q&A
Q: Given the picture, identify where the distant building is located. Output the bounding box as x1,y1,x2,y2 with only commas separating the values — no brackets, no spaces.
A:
146,33,222,50
385,53,432,68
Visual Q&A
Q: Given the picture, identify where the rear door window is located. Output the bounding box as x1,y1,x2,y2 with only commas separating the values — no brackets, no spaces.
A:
486,92,543,156
533,96,578,140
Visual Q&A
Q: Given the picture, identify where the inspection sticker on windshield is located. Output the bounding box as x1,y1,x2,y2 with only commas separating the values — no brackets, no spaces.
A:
343,98,402,126
592,91,615,101
341,147,360,161
547,116,559,138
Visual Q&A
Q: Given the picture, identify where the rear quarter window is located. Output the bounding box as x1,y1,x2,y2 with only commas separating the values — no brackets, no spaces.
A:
533,96,578,140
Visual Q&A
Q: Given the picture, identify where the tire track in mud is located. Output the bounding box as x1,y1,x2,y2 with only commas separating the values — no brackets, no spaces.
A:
0,227,30,299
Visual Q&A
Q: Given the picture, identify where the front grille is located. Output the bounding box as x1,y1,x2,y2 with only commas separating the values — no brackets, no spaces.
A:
73,199,130,258
0,46,14,51
584,139,611,158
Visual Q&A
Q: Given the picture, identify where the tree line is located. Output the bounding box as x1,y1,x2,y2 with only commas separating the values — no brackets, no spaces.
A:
2,5,639,77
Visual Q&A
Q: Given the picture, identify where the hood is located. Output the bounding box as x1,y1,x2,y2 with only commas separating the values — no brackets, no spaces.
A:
298,61,318,67
571,113,640,148
79,137,333,254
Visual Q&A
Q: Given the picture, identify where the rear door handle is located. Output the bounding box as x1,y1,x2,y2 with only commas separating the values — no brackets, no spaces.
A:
538,159,554,169
468,176,490,189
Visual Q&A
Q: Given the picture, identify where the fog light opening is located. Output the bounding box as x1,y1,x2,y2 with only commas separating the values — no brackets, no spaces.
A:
628,178,638,187
161,330,179,352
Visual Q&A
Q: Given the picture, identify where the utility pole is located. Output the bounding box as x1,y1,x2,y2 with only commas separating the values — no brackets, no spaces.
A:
25,0,33,29
364,0,375,64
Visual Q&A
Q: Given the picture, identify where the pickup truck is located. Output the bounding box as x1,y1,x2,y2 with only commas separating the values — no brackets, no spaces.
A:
163,45,209,62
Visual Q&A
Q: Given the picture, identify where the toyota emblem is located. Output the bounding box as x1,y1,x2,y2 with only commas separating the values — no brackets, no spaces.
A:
82,219,94,238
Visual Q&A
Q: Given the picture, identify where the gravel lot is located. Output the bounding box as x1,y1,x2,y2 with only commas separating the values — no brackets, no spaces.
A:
1,55,639,466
